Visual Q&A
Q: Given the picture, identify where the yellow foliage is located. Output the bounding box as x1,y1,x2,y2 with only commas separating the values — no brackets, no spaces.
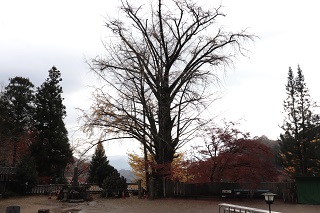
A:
311,138,320,143
127,152,153,188
171,153,191,182
285,166,296,174
127,150,189,188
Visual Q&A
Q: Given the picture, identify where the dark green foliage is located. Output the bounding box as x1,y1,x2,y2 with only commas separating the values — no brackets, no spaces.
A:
0,77,35,166
279,66,320,177
65,185,90,200
0,77,35,133
0,67,73,184
88,141,115,187
30,66,73,182
102,170,127,197
15,155,38,193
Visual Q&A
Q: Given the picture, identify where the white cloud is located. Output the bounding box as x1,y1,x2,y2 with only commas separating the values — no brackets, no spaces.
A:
1,0,320,154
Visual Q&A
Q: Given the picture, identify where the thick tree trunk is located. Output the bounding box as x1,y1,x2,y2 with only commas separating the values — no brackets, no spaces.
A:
152,83,175,197
12,137,18,167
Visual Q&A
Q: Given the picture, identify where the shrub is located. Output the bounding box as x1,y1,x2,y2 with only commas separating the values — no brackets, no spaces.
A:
102,171,127,198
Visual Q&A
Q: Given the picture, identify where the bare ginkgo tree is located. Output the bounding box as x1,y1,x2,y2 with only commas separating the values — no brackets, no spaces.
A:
80,0,254,196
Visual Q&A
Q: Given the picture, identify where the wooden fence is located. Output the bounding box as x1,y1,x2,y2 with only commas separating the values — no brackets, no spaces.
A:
29,184,65,194
164,181,296,202
28,183,138,195
29,181,297,203
28,184,103,195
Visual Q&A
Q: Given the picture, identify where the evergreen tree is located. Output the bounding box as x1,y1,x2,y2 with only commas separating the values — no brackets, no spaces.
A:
30,66,72,183
279,66,320,177
88,141,116,187
15,155,38,193
102,170,127,197
0,77,35,166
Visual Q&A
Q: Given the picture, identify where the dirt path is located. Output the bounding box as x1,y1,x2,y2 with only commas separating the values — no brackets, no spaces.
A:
1,195,320,213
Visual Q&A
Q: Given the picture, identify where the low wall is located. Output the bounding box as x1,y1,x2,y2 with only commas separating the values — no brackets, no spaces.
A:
165,181,295,200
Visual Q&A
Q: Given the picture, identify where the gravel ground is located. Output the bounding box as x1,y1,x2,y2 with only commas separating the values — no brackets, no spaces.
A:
1,195,320,213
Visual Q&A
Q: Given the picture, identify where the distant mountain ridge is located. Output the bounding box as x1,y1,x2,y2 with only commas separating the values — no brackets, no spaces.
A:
66,155,135,183
108,155,131,170
119,169,136,183
108,155,136,182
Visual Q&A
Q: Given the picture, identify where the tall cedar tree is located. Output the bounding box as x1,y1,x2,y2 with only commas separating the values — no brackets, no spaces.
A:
0,77,35,166
88,141,116,187
81,0,253,196
279,66,320,177
30,66,73,183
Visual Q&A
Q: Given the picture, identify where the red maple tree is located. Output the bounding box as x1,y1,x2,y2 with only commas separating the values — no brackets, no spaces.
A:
186,121,279,183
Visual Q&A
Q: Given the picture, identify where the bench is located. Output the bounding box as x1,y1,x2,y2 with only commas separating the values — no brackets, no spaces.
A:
252,190,269,198
234,189,250,198
221,190,233,199
219,203,281,213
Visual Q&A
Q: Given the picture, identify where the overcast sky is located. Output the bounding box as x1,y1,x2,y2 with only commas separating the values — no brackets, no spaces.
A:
1,0,320,156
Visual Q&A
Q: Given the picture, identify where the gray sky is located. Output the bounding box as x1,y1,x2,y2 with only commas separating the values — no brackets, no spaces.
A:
1,0,320,155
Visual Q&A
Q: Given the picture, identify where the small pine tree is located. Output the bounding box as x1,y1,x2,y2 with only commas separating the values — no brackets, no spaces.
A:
102,170,127,197
88,141,115,187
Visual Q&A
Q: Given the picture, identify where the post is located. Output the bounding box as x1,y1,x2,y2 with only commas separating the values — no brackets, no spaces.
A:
72,167,79,187
149,178,155,199
268,203,271,213
138,179,142,199
163,177,166,198
262,192,276,213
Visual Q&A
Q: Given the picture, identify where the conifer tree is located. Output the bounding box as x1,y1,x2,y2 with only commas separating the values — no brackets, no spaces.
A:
88,141,115,186
15,155,38,193
0,77,35,166
279,65,320,177
30,66,72,183
102,170,127,197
